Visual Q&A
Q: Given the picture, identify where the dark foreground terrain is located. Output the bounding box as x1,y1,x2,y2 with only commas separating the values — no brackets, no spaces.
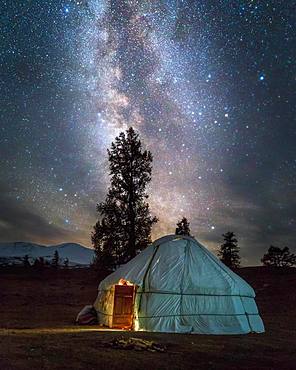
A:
0,266,295,370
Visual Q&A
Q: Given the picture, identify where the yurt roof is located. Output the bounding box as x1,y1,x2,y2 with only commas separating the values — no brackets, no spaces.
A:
98,234,255,298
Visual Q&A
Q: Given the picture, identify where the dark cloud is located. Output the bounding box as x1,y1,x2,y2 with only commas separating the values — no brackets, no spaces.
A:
200,181,296,264
0,184,70,244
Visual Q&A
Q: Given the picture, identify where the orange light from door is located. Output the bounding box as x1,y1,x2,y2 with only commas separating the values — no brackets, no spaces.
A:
118,278,133,286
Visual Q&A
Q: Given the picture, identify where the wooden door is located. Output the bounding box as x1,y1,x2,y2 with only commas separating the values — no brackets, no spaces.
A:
112,285,135,329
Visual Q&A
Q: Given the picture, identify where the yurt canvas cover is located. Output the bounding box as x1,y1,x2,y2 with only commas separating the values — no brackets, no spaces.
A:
94,235,264,334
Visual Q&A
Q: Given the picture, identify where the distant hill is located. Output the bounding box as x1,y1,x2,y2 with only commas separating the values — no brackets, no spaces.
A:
0,242,95,266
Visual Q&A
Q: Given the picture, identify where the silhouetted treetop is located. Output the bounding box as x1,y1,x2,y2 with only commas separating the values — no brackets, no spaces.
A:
51,250,60,268
261,246,296,267
175,217,191,236
217,231,240,269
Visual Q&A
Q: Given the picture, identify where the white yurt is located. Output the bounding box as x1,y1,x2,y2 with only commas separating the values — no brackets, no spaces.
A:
94,235,265,334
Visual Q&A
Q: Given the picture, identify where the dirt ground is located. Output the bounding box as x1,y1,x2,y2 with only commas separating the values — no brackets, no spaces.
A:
0,266,296,370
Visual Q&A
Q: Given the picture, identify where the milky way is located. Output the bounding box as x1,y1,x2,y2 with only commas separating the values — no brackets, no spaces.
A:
1,1,295,264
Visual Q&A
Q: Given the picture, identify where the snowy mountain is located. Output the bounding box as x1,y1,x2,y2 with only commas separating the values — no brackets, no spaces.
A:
0,242,95,266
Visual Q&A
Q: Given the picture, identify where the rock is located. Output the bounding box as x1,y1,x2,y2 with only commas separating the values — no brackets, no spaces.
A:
103,336,166,352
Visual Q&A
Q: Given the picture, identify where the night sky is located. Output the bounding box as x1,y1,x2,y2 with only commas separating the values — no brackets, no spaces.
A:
1,1,295,265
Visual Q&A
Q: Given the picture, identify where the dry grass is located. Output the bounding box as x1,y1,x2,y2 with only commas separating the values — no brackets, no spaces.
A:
0,266,295,370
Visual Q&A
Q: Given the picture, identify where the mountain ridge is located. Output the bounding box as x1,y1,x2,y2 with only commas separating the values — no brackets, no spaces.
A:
0,241,94,266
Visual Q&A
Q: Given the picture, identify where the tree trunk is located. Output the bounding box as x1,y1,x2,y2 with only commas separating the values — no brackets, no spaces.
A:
128,151,136,259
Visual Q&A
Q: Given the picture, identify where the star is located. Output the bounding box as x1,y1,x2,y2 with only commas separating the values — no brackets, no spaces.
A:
63,6,70,14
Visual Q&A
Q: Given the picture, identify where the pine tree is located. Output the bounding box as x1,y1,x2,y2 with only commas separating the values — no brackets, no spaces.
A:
218,232,240,268
51,250,60,268
92,127,158,269
175,217,191,236
22,254,31,268
261,246,296,267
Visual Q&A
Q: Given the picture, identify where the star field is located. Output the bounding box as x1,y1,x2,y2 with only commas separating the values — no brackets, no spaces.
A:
0,0,295,264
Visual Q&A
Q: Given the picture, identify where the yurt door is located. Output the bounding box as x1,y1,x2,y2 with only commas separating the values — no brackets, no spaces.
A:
112,285,135,329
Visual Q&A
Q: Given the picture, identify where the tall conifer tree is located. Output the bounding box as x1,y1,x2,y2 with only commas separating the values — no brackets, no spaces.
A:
92,127,158,268
175,217,191,236
51,250,60,268
217,232,240,268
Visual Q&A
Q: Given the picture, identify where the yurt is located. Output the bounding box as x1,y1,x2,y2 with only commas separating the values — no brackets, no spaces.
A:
94,235,264,334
